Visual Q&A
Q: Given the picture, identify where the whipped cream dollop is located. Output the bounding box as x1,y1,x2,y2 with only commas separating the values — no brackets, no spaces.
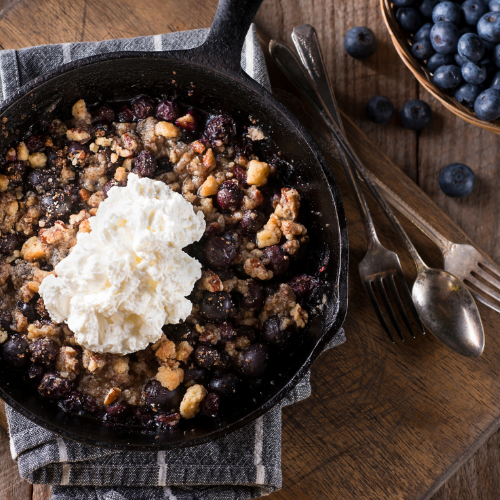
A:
39,174,205,354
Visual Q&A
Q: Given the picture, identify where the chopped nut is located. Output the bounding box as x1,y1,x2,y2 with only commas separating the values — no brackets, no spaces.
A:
256,214,282,248
156,364,184,391
114,167,127,183
104,387,121,405
82,349,107,373
28,152,47,169
155,121,181,138
200,269,223,292
202,148,215,169
246,160,269,186
89,142,99,153
191,140,205,154
55,346,80,379
155,340,176,362
175,341,193,362
198,175,219,197
21,236,47,261
122,158,133,171
281,220,307,240
79,189,91,202
244,258,272,280
17,142,29,161
95,137,113,147
87,191,105,209
11,309,28,333
176,113,195,129
179,384,207,419
275,188,301,221
61,166,76,183
66,127,91,143
72,99,92,126
0,330,7,344
290,302,308,328
247,126,266,141
0,174,9,192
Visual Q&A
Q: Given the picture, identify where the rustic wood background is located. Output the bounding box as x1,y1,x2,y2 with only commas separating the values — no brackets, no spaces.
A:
1,0,500,499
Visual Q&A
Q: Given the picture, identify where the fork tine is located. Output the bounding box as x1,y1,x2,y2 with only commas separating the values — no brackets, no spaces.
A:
468,288,500,314
396,273,425,336
465,275,500,303
386,275,416,338
373,279,404,341
362,279,395,343
473,266,500,292
478,257,500,280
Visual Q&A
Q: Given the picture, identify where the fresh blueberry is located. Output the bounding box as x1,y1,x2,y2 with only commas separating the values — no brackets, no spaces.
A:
493,44,500,67
433,64,462,88
432,1,462,25
393,0,415,5
477,11,500,43
400,99,433,130
490,70,500,88
439,163,476,197
343,27,378,59
474,87,500,119
431,21,461,54
365,95,395,124
427,53,455,71
461,0,488,25
490,0,500,11
397,7,424,34
462,61,487,83
457,33,485,62
455,52,469,66
414,22,432,41
411,37,435,59
454,83,482,107
478,55,497,76
418,0,440,18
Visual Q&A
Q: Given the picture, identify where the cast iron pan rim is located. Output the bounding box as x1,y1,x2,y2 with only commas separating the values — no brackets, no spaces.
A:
0,50,349,450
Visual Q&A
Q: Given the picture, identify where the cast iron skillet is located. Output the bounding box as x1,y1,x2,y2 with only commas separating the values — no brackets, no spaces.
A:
0,0,348,450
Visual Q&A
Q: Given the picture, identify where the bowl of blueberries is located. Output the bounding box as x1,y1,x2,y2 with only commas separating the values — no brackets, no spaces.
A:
381,0,500,132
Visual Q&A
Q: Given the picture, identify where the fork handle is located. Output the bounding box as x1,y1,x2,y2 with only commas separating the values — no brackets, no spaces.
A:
291,24,427,271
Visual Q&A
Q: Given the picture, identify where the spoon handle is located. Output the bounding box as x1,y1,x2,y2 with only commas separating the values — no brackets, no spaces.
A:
290,25,427,271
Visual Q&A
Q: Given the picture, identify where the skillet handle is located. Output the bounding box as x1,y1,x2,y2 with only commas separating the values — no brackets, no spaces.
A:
194,0,264,74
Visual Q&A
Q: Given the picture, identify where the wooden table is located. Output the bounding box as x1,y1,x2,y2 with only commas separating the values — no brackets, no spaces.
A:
1,1,500,499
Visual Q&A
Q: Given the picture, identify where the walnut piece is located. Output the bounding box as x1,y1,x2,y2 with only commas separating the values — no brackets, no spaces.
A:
244,258,272,280
179,384,207,419
104,387,122,405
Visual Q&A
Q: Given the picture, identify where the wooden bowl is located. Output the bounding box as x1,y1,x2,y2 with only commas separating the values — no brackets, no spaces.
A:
380,0,500,134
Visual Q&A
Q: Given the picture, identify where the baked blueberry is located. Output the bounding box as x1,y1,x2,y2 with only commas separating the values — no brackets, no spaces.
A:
165,323,197,343
462,61,487,84
1,335,29,368
204,237,236,269
433,64,462,88
432,1,462,26
439,163,476,197
241,343,269,378
427,53,455,72
217,180,242,211
413,22,432,41
199,292,234,321
184,367,209,386
397,7,424,34
431,21,461,54
131,97,155,120
240,210,265,235
262,315,294,347
18,298,39,323
143,379,184,412
38,372,73,400
457,33,485,62
411,37,435,60
474,87,500,119
30,338,59,365
366,95,395,124
193,345,221,369
200,392,221,417
461,0,487,26
418,0,440,18
454,83,482,107
400,99,433,130
132,150,157,177
343,27,378,59
208,372,241,397
240,280,264,309
477,11,500,42
287,274,319,299
156,99,180,122
0,233,19,256
262,245,290,277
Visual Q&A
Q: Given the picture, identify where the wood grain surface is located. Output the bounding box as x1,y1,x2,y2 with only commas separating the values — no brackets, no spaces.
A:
0,1,499,500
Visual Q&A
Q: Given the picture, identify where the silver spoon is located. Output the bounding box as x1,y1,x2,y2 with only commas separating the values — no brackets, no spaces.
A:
272,25,484,357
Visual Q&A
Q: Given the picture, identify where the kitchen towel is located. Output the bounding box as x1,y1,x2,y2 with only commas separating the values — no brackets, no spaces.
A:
1,25,346,500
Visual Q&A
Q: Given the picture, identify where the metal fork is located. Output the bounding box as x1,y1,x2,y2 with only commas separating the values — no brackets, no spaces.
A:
270,37,424,342
362,169,500,315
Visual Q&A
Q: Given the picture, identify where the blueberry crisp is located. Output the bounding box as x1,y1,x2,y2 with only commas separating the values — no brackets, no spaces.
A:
0,96,318,427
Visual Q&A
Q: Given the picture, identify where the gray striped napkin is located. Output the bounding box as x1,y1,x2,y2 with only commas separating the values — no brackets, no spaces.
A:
1,25,346,500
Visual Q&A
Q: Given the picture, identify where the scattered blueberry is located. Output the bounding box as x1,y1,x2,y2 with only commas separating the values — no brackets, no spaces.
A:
462,60,487,83
208,372,241,397
457,33,485,62
131,97,155,120
431,21,461,53
366,95,395,124
474,87,500,118
490,0,500,11
94,104,116,123
432,2,462,26
241,343,269,378
493,43,500,66
411,37,435,59
418,0,440,19
427,53,455,72
240,280,264,309
343,27,378,59
400,99,433,129
454,83,482,106
194,345,221,369
439,163,476,197
393,0,415,5
262,245,290,277
414,22,432,41
461,0,487,26
240,210,265,235
217,180,242,211
490,69,500,88
477,11,500,42
397,7,424,34
30,338,59,365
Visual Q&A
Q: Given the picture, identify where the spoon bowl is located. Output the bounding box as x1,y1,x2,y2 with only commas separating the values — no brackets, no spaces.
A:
412,267,484,357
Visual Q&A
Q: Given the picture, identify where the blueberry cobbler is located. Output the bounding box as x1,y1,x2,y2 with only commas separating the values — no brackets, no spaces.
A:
0,96,318,428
